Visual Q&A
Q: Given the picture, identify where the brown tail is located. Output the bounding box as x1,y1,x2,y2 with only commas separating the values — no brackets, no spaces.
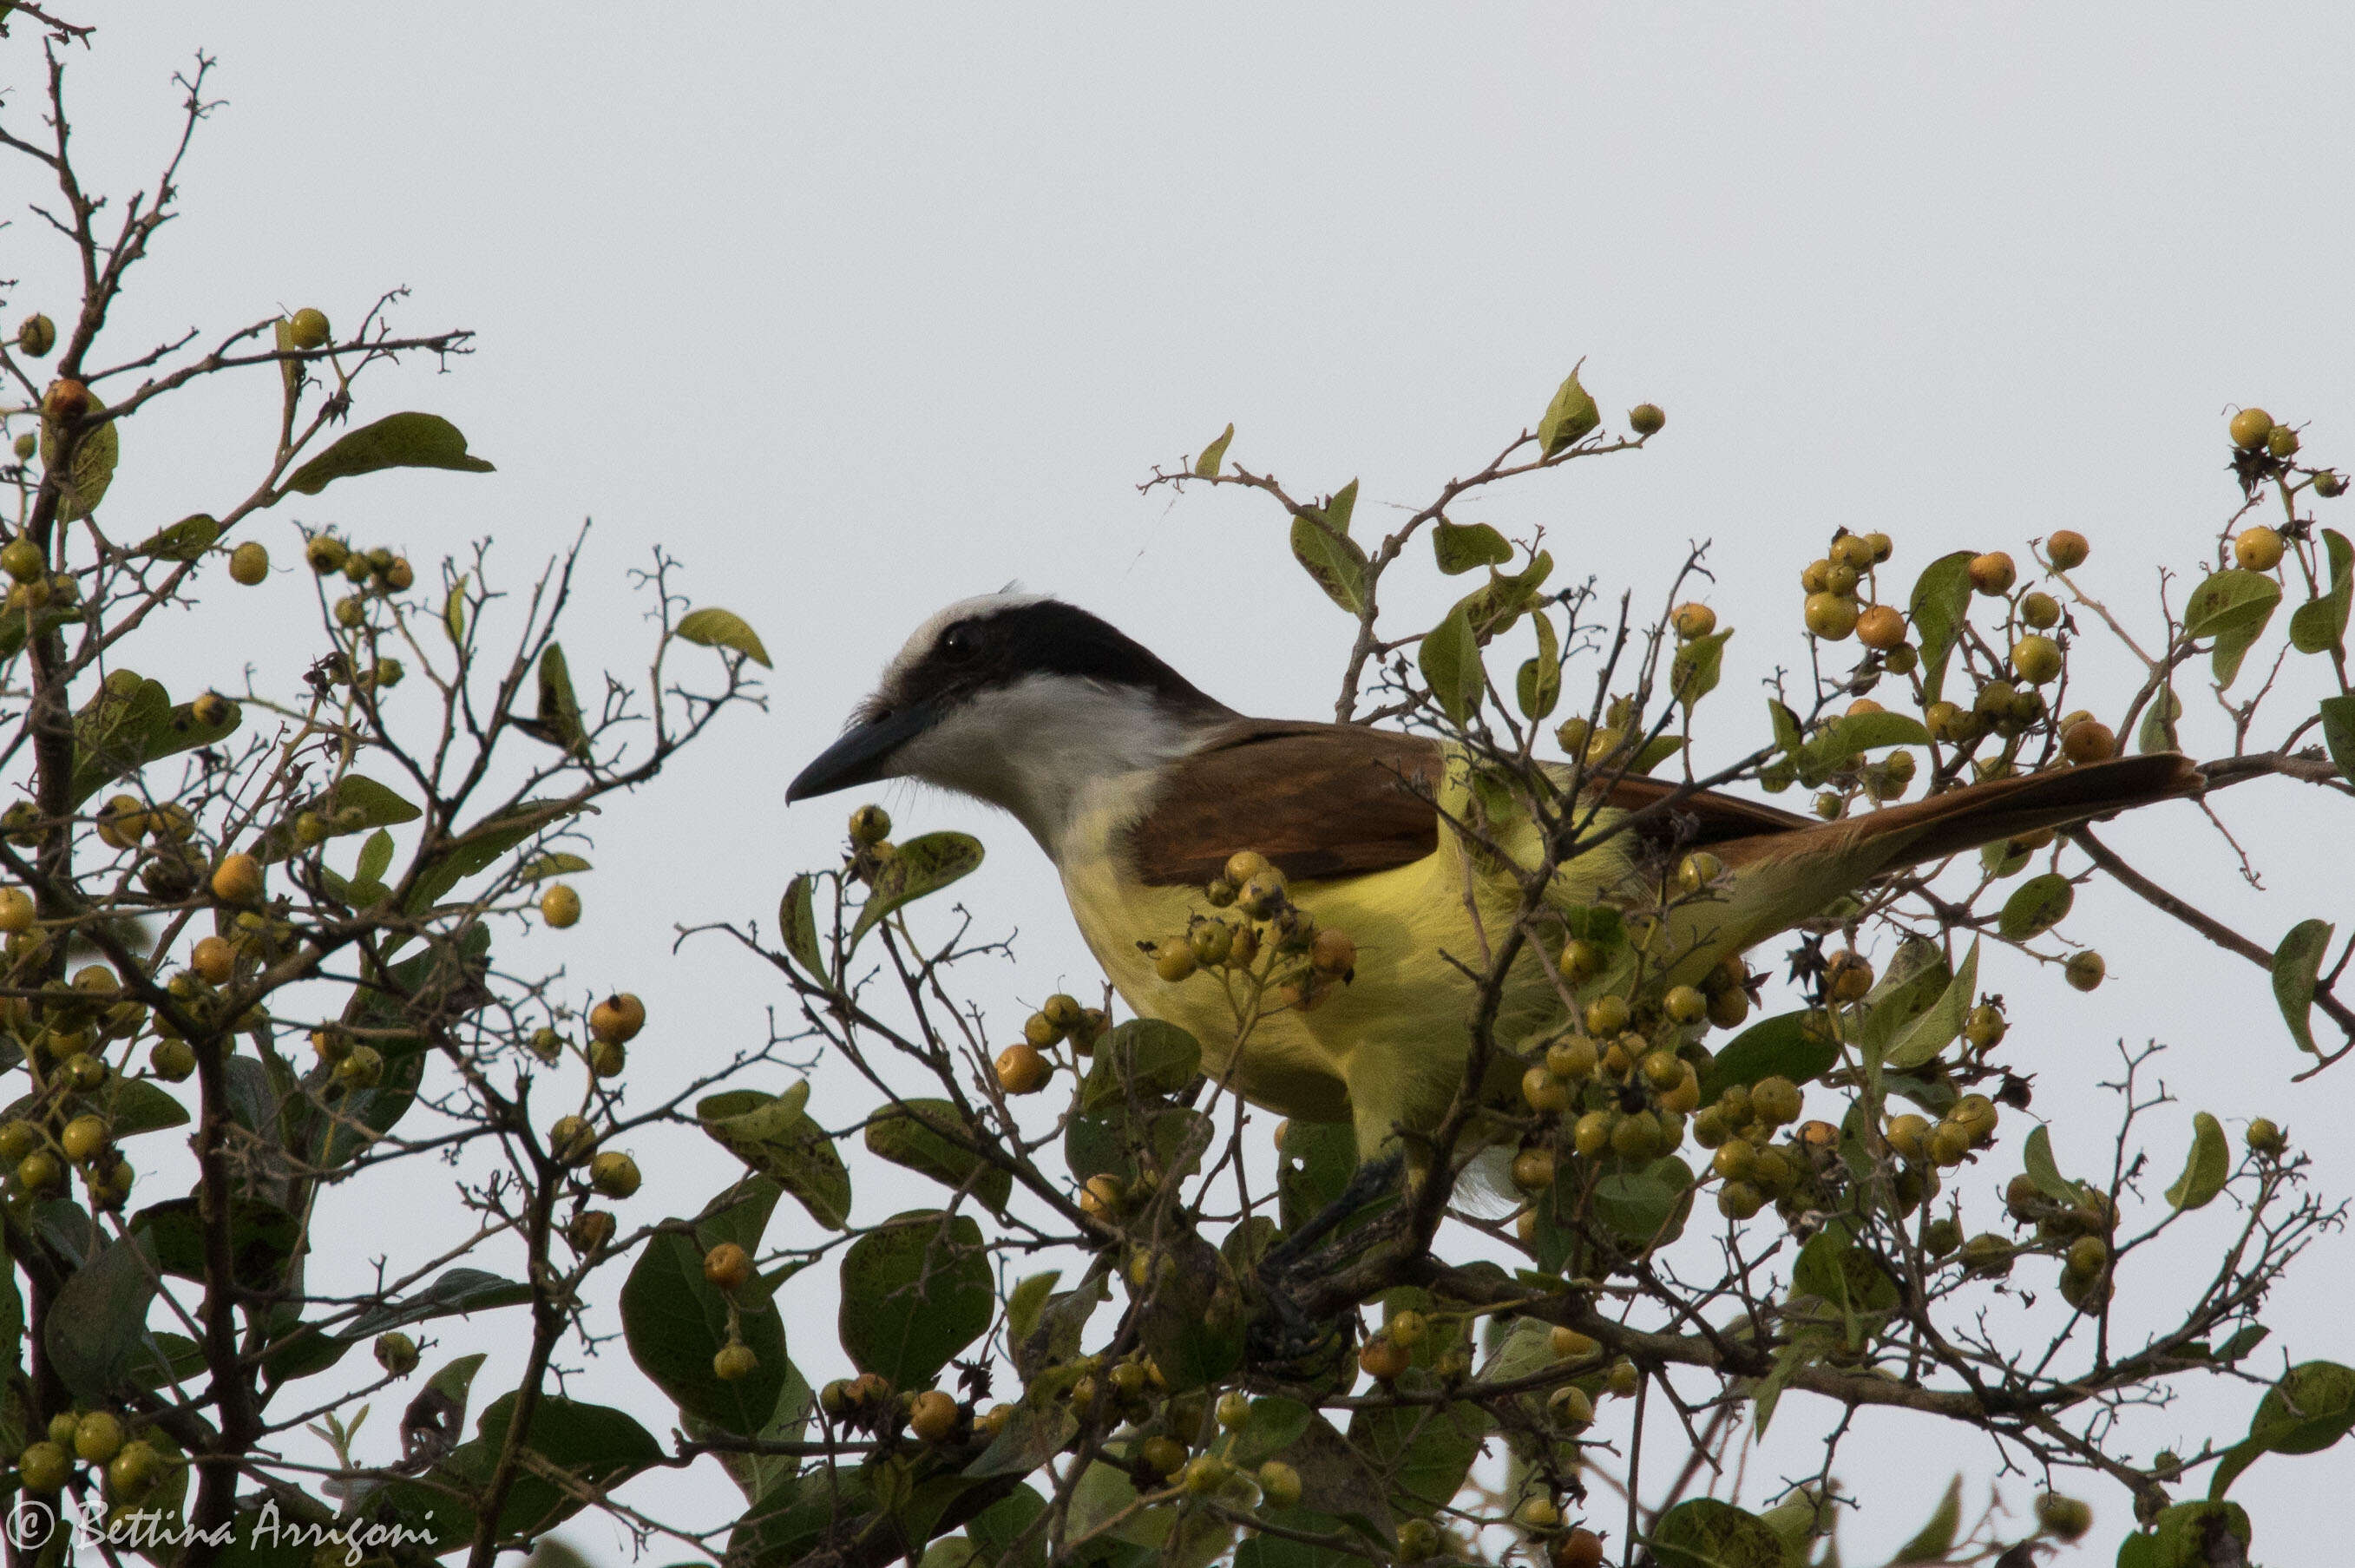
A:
1718,751,2204,878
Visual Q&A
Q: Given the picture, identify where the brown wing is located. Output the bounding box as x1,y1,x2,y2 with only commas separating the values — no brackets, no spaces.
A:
1126,721,1445,886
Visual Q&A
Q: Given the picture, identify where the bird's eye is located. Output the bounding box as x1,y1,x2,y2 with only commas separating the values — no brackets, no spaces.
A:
941,624,981,659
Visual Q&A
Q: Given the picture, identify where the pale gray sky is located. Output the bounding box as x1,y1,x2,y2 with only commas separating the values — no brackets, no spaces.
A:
9,5,2352,1562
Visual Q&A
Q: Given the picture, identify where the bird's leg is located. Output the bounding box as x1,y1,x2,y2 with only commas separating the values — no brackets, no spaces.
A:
1250,1151,1407,1361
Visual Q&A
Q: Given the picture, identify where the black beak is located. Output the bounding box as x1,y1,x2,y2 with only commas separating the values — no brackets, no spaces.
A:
786,702,941,803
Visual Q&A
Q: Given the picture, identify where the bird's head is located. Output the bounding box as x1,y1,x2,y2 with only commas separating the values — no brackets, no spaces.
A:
786,593,1231,842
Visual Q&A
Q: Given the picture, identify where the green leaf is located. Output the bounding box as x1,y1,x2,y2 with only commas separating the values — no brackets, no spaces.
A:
333,773,424,828
677,607,772,667
279,411,495,496
129,1197,300,1291
1649,1497,1791,1568
1767,698,1803,757
535,642,589,757
1671,628,1734,712
1433,519,1512,575
2165,1111,2231,1211
1324,479,1359,535
1592,1155,1695,1251
1700,1010,1839,1102
137,514,220,561
358,828,397,884
1884,939,1979,1072
2288,528,2352,655
1536,365,1600,456
1997,872,2075,941
45,1233,159,1399
2150,1500,2251,1566
865,1099,1013,1212
443,574,468,644
2022,1125,2078,1204
42,397,119,520
1345,1394,1491,1520
849,830,986,948
344,1267,533,1337
621,1196,789,1434
1888,1473,1962,1564
698,1082,852,1230
1910,551,1976,706
2139,682,2183,756
67,674,169,810
2270,918,2333,1053
1193,423,1234,479
839,1210,994,1388
1799,710,1931,783
404,797,581,913
1004,1270,1059,1352
1226,1397,1316,1468
1080,1019,1203,1112
1516,610,1562,720
778,874,826,979
1289,512,1369,615
1461,550,1554,641
2183,567,2282,644
2246,1360,2355,1456
1276,1121,1358,1235
2324,694,2355,784
516,850,588,882
444,1393,661,1541
310,924,492,1166
1418,601,1483,726
1854,936,1954,1060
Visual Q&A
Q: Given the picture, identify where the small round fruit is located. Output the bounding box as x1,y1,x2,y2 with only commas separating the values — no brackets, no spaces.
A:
588,993,646,1043
1670,601,1715,640
2020,590,2061,629
2269,426,2301,459
107,1439,162,1499
909,1389,959,1441
1964,1003,2007,1047
16,313,57,358
1829,533,1875,572
382,556,415,591
1885,1114,1931,1162
2246,1118,2286,1156
2234,525,2285,572
61,1114,108,1163
192,935,235,985
1604,1359,1640,1398
211,853,265,905
228,541,269,585
1552,1529,1605,1568
0,536,43,583
2064,951,2105,992
2317,471,2346,498
1358,1335,1410,1382
1717,1179,1764,1219
1514,1497,1561,1530
74,1411,124,1464
16,1150,62,1193
304,535,349,574
1154,941,1197,982
42,378,90,421
1237,869,1288,919
2061,718,2116,764
558,1214,616,1263
1257,1459,1302,1508
1628,403,1666,436
1751,1075,1802,1126
1522,1066,1571,1115
1310,928,1357,976
1547,1383,1595,1430
996,1042,1051,1095
1558,938,1602,982
550,1115,599,1167
2034,1492,2093,1542
1969,551,2017,595
2011,634,2062,685
1176,1452,1230,1496
1512,1148,1557,1191
1803,592,1859,640
2066,1235,2108,1277
1711,1141,1757,1182
589,1151,641,1198
1707,984,1751,1029
1922,1217,1963,1258
1396,1520,1441,1562
2227,406,2273,450
375,1330,420,1375
2046,530,2089,570
1134,1434,1188,1478
1546,1035,1597,1081
1584,994,1630,1037
335,1046,385,1088
1853,603,1906,651
150,1039,196,1080
539,883,581,928
17,1440,70,1493
286,308,331,350
704,1242,752,1289
713,1342,759,1382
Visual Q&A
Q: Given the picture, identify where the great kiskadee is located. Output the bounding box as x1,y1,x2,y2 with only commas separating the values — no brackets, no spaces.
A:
787,592,2207,1165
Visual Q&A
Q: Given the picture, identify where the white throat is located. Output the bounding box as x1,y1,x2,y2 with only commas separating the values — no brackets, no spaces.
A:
892,673,1213,859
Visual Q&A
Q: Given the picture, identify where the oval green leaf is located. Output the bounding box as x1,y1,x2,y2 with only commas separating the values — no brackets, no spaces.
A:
838,1210,994,1388
2165,1111,2231,1211
677,607,772,667
1193,423,1234,479
1418,601,1483,726
1433,519,1512,575
849,830,986,948
1997,872,2075,941
2271,917,2333,1053
279,411,494,496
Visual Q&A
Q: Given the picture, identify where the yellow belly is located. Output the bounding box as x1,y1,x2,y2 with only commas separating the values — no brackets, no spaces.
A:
1056,794,1567,1157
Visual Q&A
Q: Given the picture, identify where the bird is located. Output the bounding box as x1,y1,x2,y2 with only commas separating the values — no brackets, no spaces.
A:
787,591,2207,1170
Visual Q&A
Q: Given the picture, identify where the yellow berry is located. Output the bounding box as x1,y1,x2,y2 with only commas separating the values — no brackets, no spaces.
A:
1969,552,2017,596
1803,592,1859,640
2227,406,2273,451
539,883,582,928
2234,526,2285,572
1628,403,1666,436
287,308,331,350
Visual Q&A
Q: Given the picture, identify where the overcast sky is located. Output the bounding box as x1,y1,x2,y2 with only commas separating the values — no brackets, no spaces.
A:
7,5,2352,1563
